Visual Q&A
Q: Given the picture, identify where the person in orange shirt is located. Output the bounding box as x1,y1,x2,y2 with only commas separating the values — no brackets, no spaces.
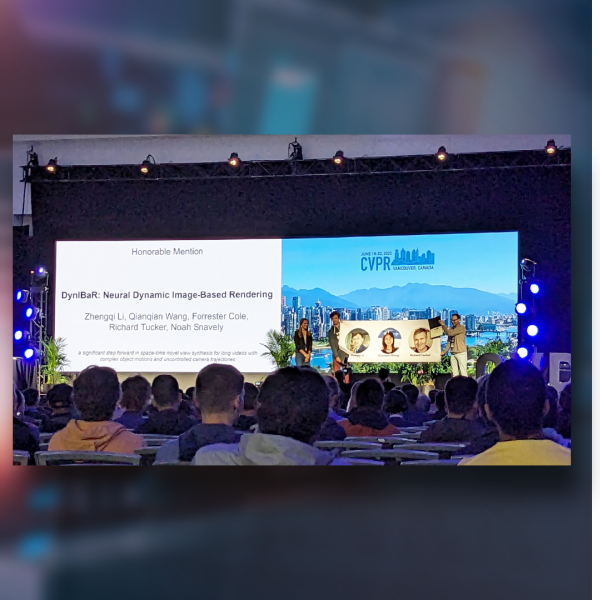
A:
338,378,400,437
49,366,144,454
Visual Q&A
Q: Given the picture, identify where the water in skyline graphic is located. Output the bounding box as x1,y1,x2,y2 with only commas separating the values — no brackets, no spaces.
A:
391,248,434,265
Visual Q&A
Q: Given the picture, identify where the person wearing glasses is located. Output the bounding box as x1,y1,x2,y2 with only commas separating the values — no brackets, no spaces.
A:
440,314,468,376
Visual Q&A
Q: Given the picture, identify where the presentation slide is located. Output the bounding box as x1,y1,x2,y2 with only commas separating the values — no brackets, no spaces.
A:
55,231,517,372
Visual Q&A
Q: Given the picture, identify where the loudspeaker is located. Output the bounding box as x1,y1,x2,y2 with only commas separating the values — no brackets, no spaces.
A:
547,352,571,393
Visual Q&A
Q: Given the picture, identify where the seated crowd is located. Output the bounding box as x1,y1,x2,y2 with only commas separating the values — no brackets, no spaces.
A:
13,359,571,466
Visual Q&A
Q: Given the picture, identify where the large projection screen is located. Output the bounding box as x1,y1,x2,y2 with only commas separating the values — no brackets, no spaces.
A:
55,232,518,372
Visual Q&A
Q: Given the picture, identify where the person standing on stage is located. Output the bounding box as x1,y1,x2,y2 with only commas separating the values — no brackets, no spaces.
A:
328,311,348,373
440,314,468,377
294,318,313,367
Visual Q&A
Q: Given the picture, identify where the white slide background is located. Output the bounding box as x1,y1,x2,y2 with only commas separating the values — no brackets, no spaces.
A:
55,239,282,372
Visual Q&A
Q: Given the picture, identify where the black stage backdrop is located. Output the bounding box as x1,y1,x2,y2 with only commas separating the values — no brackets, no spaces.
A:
20,162,570,352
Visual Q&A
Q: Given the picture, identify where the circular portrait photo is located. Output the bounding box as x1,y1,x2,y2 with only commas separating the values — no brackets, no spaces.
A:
345,328,370,354
409,327,432,354
378,329,402,354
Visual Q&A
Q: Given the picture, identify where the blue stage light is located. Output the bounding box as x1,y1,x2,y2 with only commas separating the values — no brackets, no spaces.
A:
530,283,540,294
527,324,539,336
15,289,29,303
517,347,529,358
14,330,24,341
23,348,35,360
24,306,36,320
515,302,527,314
16,290,22,301
35,266,47,279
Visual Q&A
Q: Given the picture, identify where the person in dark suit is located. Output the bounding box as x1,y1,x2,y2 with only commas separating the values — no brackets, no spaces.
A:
294,318,313,366
349,330,367,354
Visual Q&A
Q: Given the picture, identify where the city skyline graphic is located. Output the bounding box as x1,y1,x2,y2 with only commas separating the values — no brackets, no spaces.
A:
392,248,434,265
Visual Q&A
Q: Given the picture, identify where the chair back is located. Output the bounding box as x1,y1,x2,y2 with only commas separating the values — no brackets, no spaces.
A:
134,446,160,466
341,448,437,464
35,451,141,466
141,435,178,446
345,436,415,448
315,440,381,450
13,450,30,465
343,458,385,466
39,433,53,444
397,442,466,459
401,459,462,466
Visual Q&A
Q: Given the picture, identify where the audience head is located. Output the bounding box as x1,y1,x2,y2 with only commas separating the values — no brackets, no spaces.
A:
324,376,341,410
355,378,385,410
383,387,408,415
485,360,547,438
378,367,390,381
543,385,559,429
435,390,446,412
185,386,195,400
400,383,419,407
476,375,490,420
23,388,40,407
559,384,571,414
257,367,329,444
444,376,478,417
242,382,259,413
428,389,438,402
334,370,345,387
120,375,151,412
73,367,120,422
416,394,431,413
47,383,74,412
383,381,395,393
195,364,244,420
151,375,181,409
347,381,361,412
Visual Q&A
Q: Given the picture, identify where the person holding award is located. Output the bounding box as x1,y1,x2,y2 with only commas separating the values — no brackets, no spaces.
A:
328,312,348,373
440,314,468,376
294,318,312,366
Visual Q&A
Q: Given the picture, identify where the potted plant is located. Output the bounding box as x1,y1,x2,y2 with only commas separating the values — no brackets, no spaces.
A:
40,336,71,391
261,330,295,369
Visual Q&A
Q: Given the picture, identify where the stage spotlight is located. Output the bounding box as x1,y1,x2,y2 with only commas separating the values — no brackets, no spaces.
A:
46,158,58,173
530,283,540,294
436,146,448,162
23,346,38,361
24,306,38,320
288,138,303,161
15,289,29,303
34,266,47,279
140,155,155,174
517,346,529,359
515,302,527,314
228,152,240,167
333,151,344,165
526,324,539,337
545,139,557,155
14,330,24,341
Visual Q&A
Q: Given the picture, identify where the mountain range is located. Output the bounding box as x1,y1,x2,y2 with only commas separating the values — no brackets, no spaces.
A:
282,283,516,314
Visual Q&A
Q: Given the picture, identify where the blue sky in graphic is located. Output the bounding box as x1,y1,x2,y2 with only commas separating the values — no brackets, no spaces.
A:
282,232,518,296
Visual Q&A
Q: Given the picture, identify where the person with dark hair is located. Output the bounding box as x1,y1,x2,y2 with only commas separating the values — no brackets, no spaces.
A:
13,384,40,464
381,331,397,354
23,387,50,426
48,367,144,453
338,378,400,437
556,384,571,440
430,390,447,421
316,376,347,441
349,330,367,353
411,328,431,353
416,394,431,414
542,385,559,429
193,367,350,465
155,364,245,463
294,318,313,366
334,370,352,410
135,375,197,436
460,361,571,465
378,367,391,382
439,314,467,376
383,387,408,427
421,376,486,442
185,386,195,400
400,383,429,426
383,381,395,393
115,375,151,430
235,382,259,431
328,311,348,374
41,383,76,433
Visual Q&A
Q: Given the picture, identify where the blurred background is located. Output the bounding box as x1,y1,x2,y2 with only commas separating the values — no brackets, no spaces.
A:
0,0,590,598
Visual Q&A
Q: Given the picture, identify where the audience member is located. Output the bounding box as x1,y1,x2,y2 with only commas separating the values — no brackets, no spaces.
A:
430,390,447,421
383,387,408,427
378,368,391,383
556,384,571,440
135,375,198,436
155,364,244,463
185,386,195,400
13,384,39,464
401,383,429,426
338,378,400,437
316,376,346,441
115,375,151,430
235,382,259,431
542,385,559,429
416,394,431,414
49,367,144,453
334,370,352,408
383,381,395,393
459,361,571,465
421,376,486,443
457,374,499,455
42,384,75,433
193,367,350,465
23,387,50,426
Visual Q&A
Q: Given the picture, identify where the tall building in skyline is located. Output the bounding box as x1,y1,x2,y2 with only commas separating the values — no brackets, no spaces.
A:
292,296,301,312
465,314,477,331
